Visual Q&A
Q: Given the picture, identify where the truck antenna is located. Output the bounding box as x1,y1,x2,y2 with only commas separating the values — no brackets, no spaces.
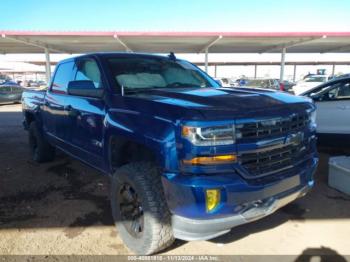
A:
168,52,176,61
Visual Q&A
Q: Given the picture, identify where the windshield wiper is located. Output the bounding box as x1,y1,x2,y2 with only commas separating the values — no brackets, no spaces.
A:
124,87,165,94
124,83,201,94
165,82,201,88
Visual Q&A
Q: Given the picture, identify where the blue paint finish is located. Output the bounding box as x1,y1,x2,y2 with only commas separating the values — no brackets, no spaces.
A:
22,53,318,222
162,157,318,219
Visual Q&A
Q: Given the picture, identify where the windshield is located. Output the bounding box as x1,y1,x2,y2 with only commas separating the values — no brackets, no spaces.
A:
106,56,218,93
246,79,270,87
304,76,327,83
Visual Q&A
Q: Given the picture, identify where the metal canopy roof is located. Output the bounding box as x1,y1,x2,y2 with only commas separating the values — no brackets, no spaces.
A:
1,31,350,54
23,61,350,67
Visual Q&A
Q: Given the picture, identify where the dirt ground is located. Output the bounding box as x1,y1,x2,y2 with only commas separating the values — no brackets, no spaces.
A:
0,104,350,257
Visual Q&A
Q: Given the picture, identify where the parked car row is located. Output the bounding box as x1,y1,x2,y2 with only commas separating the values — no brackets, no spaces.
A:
0,79,48,105
0,84,24,104
216,77,295,93
243,78,295,92
22,80,47,88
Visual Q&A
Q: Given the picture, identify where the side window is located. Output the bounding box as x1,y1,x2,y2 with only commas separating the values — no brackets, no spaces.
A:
313,81,350,101
51,61,74,94
75,59,102,88
334,81,350,99
0,86,12,92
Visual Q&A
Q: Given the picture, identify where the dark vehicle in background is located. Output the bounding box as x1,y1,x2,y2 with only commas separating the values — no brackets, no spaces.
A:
332,73,350,80
0,84,23,104
22,53,318,254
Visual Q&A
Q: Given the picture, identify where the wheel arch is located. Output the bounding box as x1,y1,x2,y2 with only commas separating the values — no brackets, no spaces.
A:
103,112,178,175
107,134,160,173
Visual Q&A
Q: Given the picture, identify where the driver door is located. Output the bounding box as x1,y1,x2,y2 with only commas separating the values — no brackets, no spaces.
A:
64,57,106,169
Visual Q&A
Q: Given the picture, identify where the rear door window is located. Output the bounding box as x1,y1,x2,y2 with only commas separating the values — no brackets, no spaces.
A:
12,86,22,93
51,61,74,94
0,86,12,93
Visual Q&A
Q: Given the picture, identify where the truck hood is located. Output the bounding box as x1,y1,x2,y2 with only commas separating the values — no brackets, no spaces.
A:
113,87,312,121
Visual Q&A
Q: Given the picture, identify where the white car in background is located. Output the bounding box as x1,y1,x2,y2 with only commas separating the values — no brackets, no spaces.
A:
302,76,350,147
293,75,330,95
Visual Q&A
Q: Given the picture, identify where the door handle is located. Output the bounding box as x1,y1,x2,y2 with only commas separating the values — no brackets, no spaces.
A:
64,105,81,117
64,105,73,111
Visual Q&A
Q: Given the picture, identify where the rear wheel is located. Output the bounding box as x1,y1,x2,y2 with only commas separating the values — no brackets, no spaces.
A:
28,121,55,163
111,162,174,255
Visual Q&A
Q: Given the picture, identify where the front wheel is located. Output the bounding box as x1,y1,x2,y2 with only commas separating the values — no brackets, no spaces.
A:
110,162,174,255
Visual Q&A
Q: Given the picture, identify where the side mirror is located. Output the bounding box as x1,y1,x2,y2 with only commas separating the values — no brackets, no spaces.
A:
67,80,104,98
309,93,322,101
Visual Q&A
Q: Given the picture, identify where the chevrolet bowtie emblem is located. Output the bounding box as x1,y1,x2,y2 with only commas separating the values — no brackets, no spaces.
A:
285,132,304,145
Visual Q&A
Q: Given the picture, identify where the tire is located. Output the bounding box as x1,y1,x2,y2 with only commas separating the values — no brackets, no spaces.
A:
28,121,55,163
111,162,174,255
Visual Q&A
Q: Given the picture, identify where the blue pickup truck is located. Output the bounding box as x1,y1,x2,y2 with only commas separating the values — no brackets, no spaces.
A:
22,53,318,254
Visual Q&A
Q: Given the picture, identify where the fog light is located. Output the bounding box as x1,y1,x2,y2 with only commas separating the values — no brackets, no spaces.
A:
206,189,220,212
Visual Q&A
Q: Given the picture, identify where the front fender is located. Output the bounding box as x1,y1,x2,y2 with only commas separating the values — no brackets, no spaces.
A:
103,109,178,173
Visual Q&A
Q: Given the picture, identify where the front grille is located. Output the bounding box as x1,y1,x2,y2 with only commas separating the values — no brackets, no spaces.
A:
236,114,309,140
240,143,308,177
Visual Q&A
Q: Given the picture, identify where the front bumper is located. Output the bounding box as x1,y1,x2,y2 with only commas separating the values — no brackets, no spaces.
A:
171,182,312,241
162,156,318,241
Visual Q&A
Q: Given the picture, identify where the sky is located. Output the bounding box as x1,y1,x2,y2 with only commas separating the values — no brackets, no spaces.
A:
1,0,350,32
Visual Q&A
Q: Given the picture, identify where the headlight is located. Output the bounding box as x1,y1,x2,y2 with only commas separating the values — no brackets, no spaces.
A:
307,109,317,129
182,124,235,146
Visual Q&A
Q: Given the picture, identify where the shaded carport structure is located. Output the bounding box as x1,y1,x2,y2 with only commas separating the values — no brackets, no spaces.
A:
1,31,350,82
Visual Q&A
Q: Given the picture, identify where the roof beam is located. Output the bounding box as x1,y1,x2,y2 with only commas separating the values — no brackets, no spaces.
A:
321,44,350,53
1,34,70,53
113,34,132,52
199,35,222,53
259,36,325,53
194,61,350,66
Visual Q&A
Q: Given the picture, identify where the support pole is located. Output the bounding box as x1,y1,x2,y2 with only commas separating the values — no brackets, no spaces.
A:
44,48,51,84
332,64,336,76
205,48,208,73
214,64,217,78
293,64,297,82
254,64,258,79
280,47,286,82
